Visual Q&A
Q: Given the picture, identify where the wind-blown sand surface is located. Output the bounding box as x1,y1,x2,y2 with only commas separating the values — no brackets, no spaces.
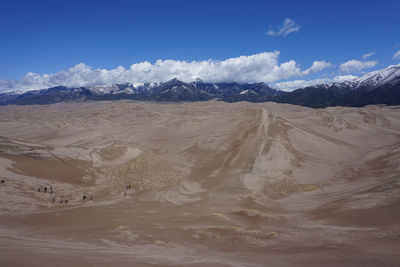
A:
0,101,399,266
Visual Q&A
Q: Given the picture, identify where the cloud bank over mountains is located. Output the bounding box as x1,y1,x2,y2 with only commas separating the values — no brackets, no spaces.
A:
1,51,333,92
0,51,384,93
274,75,358,91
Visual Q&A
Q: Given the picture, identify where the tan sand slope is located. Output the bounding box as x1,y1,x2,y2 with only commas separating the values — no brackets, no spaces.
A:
0,101,399,266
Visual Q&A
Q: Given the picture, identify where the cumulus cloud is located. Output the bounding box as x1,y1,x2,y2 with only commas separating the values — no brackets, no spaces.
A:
394,50,400,59
301,61,332,75
0,52,331,92
273,75,358,92
332,75,359,82
267,18,300,37
362,52,375,59
339,60,378,73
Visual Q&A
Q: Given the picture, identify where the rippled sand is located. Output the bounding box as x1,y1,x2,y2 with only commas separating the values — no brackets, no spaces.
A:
0,101,399,266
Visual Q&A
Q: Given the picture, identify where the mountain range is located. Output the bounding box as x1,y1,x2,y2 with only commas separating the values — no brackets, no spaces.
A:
1,64,399,108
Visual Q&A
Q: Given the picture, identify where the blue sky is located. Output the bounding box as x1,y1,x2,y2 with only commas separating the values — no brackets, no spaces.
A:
0,0,399,91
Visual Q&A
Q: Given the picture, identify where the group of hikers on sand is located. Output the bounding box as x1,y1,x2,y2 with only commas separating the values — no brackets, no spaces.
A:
37,184,95,205
38,186,53,194
34,183,133,205
3,177,134,205
37,185,66,204
0,179,132,209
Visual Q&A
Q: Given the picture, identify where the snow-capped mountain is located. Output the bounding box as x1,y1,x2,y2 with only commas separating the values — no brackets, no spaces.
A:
88,82,159,95
0,64,399,108
0,79,282,105
337,64,400,90
276,64,400,107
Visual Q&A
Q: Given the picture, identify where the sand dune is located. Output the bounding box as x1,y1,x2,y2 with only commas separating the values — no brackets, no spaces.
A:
0,101,399,266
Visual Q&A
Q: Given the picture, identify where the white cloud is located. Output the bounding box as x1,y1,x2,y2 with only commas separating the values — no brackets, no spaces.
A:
362,52,375,59
339,60,378,73
301,61,332,75
0,79,18,92
267,18,300,37
0,51,331,92
394,50,400,59
273,79,328,91
333,75,358,82
273,75,358,92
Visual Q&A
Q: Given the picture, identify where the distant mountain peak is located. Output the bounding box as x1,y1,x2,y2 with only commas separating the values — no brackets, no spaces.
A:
353,64,400,88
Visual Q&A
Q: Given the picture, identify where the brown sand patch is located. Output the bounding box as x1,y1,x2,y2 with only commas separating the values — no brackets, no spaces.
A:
0,101,399,266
